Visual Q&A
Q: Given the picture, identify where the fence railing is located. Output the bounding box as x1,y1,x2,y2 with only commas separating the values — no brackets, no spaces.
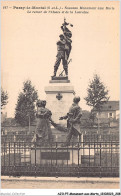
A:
1,140,119,177
1,132,119,143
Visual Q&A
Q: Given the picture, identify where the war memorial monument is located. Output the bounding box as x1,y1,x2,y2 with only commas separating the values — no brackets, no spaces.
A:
31,19,84,165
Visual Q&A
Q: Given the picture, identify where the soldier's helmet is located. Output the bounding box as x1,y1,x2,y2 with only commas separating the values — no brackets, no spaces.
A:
73,96,80,103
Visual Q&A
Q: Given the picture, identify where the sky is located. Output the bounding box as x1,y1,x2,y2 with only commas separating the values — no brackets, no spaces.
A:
1,1,120,117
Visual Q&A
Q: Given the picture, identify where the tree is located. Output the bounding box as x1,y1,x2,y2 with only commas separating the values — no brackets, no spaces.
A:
15,80,38,126
1,88,8,110
84,74,109,111
84,75,109,130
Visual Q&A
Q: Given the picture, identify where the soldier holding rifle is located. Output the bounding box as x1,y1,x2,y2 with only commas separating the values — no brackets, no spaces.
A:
53,18,73,77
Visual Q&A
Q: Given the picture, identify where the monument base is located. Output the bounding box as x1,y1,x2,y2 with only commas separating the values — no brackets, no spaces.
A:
51,76,68,81
45,78,75,125
31,147,81,165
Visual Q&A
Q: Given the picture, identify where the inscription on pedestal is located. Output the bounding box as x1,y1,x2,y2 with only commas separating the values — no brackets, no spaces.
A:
41,152,70,160
31,149,80,165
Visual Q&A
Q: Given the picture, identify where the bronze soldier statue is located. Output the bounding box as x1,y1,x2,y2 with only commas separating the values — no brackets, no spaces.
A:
53,34,68,77
53,19,73,77
59,96,82,147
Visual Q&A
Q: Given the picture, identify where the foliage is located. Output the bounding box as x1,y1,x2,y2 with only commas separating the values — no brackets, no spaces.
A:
15,80,38,126
84,74,109,112
1,88,8,110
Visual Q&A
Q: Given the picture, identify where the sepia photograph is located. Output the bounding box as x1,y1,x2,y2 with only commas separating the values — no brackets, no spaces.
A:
1,0,120,194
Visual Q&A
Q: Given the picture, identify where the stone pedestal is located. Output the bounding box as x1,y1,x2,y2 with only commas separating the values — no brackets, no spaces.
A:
45,77,75,125
31,148,81,165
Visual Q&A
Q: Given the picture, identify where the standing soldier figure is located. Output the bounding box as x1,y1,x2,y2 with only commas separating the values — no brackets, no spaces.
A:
53,34,68,77
59,96,82,147
53,19,73,77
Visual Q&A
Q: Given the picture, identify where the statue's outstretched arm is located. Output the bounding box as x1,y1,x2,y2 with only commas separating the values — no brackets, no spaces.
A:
59,115,68,120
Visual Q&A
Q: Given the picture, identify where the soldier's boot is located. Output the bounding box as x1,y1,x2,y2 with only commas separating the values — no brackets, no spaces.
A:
65,68,68,76
53,67,58,77
53,71,56,77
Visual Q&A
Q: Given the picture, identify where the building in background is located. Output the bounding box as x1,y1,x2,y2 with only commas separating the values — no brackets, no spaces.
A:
93,101,119,127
